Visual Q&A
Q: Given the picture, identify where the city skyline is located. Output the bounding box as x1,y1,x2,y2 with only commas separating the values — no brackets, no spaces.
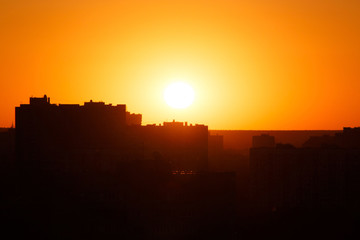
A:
2,1,360,238
2,95,358,238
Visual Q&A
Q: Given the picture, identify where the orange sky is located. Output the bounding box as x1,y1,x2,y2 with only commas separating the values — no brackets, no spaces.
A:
1,0,360,129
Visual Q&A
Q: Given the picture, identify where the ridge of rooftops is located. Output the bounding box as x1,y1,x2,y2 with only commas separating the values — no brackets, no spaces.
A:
21,95,125,107
21,95,205,127
146,120,205,127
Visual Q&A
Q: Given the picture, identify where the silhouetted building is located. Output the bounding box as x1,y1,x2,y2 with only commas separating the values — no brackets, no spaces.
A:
15,95,144,164
11,95,237,239
303,127,360,149
163,119,184,127
250,128,360,213
30,94,51,105
16,96,208,171
0,128,15,161
126,111,142,126
126,172,236,239
252,134,275,148
129,121,209,172
209,134,224,155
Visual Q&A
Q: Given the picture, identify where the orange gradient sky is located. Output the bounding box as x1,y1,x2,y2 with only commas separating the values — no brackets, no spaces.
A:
1,0,360,129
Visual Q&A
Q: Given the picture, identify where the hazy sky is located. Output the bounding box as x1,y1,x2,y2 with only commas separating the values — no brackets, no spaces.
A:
1,0,360,129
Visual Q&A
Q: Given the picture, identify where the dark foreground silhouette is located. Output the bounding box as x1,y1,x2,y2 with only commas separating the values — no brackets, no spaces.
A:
0,96,359,239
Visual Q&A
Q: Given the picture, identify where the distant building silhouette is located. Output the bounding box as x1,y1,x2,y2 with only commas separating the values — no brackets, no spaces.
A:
250,129,360,213
209,134,224,154
252,134,275,148
303,127,360,149
129,120,208,172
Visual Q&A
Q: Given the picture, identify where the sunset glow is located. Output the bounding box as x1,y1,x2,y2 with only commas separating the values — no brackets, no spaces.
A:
164,82,194,109
3,2,360,236
1,1,360,129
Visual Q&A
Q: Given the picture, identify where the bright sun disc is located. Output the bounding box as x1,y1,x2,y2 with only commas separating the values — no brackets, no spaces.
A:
164,82,195,109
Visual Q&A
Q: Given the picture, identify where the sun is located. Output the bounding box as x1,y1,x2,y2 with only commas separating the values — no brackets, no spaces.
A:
164,82,195,109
